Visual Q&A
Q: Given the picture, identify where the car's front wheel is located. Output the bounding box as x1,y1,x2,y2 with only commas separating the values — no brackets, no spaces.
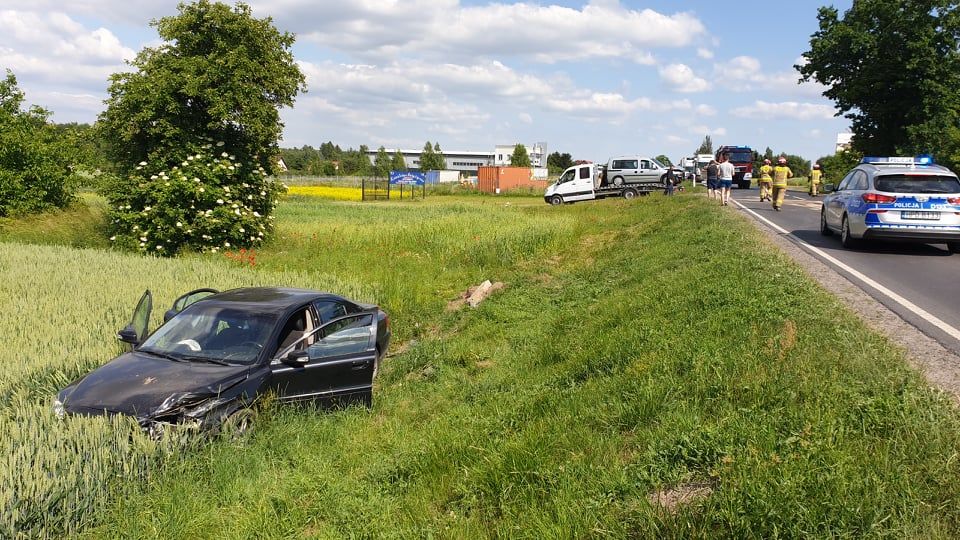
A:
220,407,256,440
549,195,563,206
820,209,833,236
840,215,859,248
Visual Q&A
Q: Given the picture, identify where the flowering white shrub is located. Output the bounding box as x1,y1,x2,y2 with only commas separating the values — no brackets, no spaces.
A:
105,144,286,255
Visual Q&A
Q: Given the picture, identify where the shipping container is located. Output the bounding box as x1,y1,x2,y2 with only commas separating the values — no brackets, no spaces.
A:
477,166,545,193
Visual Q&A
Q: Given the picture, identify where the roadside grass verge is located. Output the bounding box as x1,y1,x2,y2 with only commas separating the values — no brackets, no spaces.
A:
0,192,109,248
0,194,580,537
87,194,960,537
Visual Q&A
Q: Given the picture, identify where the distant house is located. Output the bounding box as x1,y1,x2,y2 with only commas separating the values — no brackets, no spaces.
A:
276,157,289,172
836,133,853,153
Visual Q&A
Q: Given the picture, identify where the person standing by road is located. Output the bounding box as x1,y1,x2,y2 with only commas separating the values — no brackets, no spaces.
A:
664,166,676,196
718,153,735,206
758,158,774,202
809,163,823,196
705,159,720,201
771,156,793,211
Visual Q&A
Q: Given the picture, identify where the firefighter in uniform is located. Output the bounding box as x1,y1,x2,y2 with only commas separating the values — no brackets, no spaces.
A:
771,156,793,211
758,158,773,202
809,163,823,196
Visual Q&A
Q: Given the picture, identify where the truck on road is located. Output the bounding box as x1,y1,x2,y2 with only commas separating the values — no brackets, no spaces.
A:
544,162,664,204
715,145,754,189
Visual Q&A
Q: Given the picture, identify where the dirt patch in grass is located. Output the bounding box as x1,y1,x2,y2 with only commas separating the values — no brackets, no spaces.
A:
647,481,715,513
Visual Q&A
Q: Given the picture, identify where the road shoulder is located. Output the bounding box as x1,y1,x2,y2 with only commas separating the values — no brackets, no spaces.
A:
738,204,960,404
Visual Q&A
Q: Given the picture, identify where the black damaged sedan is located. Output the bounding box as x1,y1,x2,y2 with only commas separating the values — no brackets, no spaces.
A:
54,287,390,436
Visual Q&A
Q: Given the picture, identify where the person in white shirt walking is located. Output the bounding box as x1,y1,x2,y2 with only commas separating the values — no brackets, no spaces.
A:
717,153,736,206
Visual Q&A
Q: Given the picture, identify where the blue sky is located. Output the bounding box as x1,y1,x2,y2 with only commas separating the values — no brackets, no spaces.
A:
0,1,853,164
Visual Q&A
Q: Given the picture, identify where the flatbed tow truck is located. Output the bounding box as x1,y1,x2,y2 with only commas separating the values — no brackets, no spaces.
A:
544,162,665,205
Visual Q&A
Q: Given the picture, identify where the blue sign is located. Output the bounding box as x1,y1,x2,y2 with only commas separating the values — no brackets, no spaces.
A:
389,171,426,185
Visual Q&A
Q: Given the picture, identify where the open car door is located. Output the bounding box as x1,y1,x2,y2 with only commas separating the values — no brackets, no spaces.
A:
163,288,219,322
117,290,153,350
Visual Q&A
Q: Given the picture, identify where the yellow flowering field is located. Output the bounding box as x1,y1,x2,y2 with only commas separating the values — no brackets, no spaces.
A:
285,185,362,201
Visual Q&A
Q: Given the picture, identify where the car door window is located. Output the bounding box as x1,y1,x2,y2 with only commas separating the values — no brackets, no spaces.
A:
557,170,575,184
314,300,347,323
275,307,317,356
640,160,654,170
853,171,869,191
307,314,374,360
836,171,857,191
579,166,591,179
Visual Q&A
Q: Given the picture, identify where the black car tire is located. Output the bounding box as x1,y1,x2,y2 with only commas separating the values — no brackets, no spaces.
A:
948,242,960,254
820,209,833,236
612,176,624,186
840,215,859,248
623,188,638,200
220,407,256,440
549,195,563,206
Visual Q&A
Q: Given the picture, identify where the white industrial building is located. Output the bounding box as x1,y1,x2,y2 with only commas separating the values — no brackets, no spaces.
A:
366,142,547,174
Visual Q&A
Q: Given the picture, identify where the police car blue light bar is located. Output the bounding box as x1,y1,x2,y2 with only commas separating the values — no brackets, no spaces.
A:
861,155,935,165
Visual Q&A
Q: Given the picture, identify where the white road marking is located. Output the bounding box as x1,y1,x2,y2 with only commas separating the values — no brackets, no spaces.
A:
733,200,960,342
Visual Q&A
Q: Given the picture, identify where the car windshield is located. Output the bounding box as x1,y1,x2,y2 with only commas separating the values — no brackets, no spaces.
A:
139,305,277,365
652,158,667,169
726,151,752,163
874,174,960,194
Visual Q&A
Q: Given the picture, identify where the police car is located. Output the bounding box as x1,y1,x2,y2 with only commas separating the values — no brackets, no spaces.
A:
820,156,960,252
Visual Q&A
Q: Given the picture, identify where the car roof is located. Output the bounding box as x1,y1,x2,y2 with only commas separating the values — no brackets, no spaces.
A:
197,287,351,316
859,163,957,177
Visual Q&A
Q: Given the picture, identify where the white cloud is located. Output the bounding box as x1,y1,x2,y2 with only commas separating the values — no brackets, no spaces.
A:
659,63,709,93
696,47,714,59
518,112,532,124
281,1,704,64
714,55,825,97
695,104,716,116
666,135,689,144
731,100,836,120
688,125,726,137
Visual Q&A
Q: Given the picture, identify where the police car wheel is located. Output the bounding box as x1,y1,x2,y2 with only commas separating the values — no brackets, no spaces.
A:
820,209,833,237
840,215,859,248
948,242,960,254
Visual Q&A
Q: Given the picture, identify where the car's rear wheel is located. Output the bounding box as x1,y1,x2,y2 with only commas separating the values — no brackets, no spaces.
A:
948,242,960,254
612,176,624,186
549,195,563,206
840,215,859,248
623,188,638,200
820,209,833,236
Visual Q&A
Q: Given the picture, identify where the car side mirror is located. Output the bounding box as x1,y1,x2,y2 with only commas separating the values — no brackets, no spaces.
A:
822,183,835,193
117,324,139,345
283,349,309,366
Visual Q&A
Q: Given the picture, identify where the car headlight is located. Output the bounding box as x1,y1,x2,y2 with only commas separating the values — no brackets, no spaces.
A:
52,397,65,419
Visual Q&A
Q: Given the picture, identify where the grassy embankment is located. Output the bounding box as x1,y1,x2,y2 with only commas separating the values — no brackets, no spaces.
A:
2,191,960,537
97,194,960,537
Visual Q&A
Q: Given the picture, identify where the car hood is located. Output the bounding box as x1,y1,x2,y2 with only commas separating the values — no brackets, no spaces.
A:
60,350,252,419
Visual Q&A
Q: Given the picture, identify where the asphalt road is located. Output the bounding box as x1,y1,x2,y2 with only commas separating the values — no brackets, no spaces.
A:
729,186,960,355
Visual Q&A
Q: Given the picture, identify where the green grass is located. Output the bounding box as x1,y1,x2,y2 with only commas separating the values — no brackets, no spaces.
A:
0,192,111,248
64,193,960,538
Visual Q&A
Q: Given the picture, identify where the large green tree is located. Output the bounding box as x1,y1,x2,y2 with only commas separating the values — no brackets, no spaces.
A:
419,141,445,171
695,135,713,155
373,146,391,177
798,1,960,167
0,71,79,217
509,143,531,167
390,149,407,172
547,151,573,173
97,1,305,255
